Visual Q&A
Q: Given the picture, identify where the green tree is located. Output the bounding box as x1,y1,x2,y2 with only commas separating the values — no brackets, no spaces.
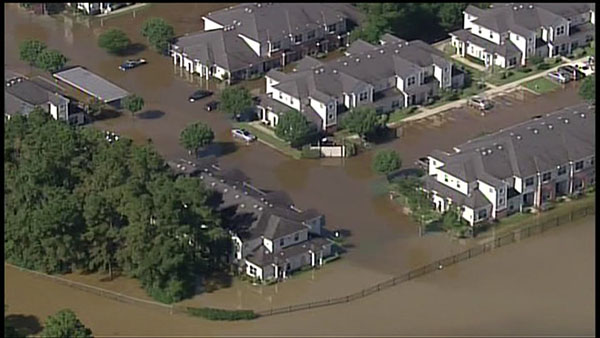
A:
98,28,131,54
436,3,468,31
35,49,68,73
275,109,318,148
340,107,380,138
121,95,145,116
41,309,93,338
179,122,215,155
220,86,253,117
19,39,47,65
372,149,401,175
579,76,595,103
85,98,104,118
4,305,25,338
141,17,175,54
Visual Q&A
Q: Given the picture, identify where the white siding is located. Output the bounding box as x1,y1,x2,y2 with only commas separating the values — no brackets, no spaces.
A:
245,261,263,279
273,229,308,252
508,32,528,65
477,180,497,217
213,65,229,80
271,87,301,111
514,176,523,193
494,54,506,68
49,103,58,120
203,17,224,31
263,238,273,252
461,205,475,226
238,34,262,57
266,76,280,94
309,97,328,129
435,170,470,196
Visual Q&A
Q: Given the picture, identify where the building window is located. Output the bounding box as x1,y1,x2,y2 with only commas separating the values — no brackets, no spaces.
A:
271,41,281,51
294,233,299,242
249,266,257,275
575,160,584,171
457,182,461,189
489,32,493,39
444,175,449,183
359,91,368,101
280,238,285,246
307,30,315,40
391,100,400,109
328,114,334,120
328,24,336,33
591,157,595,166
515,35,519,41
499,198,504,205
558,165,567,175
525,177,534,187
556,26,565,36
279,92,283,99
477,209,487,220
407,76,416,86
478,27,482,34
294,34,303,44
542,172,551,183
489,188,493,193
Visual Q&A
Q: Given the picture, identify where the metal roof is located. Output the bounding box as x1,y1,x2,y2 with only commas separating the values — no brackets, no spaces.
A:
53,67,129,103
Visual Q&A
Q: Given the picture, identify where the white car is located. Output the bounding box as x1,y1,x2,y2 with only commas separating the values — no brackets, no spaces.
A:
231,128,256,142
468,96,493,110
572,61,595,77
547,71,569,84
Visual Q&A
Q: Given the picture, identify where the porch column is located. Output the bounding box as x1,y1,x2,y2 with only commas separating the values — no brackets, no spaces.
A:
309,250,315,267
273,264,279,279
319,251,324,266
568,162,574,195
535,172,542,207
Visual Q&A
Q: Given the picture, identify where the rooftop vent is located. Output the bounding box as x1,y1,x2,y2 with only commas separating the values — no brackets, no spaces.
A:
379,49,385,54
487,149,492,155
240,203,245,208
532,128,539,134
513,6,518,10
580,113,586,118
528,4,533,9
394,49,399,54
516,135,522,140
481,149,487,156
332,69,338,74
497,144,503,150
355,58,360,62
564,118,569,124
366,54,371,59
519,4,524,9
343,61,348,66
548,124,554,129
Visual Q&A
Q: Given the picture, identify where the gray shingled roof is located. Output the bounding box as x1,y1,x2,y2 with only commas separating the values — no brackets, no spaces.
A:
346,39,377,55
5,77,69,116
433,103,595,185
173,29,263,72
246,237,331,267
205,3,360,44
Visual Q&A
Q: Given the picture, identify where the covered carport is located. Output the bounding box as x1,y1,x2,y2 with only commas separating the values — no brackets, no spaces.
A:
53,67,130,108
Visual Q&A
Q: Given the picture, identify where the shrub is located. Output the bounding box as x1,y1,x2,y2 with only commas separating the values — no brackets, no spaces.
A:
536,63,550,70
372,149,402,175
573,47,586,58
443,44,456,55
500,72,507,79
98,28,131,54
507,71,514,77
528,55,544,65
345,142,357,157
300,145,321,159
187,307,259,321
519,67,532,73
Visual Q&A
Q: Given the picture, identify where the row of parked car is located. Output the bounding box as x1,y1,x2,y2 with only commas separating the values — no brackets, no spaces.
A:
547,58,594,84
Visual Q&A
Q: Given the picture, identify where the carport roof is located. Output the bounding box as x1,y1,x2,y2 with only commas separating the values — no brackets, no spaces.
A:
53,67,129,103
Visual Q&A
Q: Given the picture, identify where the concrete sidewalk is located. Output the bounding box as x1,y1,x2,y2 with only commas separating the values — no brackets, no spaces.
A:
399,56,588,124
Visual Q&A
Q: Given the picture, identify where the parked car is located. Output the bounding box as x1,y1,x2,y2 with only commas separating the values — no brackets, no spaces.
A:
231,128,256,142
547,71,570,84
467,96,492,110
558,65,585,80
414,157,429,170
531,115,543,120
205,101,219,111
188,90,213,102
118,58,146,71
573,61,595,77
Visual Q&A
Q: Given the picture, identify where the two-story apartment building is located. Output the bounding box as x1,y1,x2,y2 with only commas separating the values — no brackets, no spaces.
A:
171,3,362,82
68,3,134,15
424,103,595,226
258,33,464,131
450,3,595,68
168,158,334,282
4,76,84,125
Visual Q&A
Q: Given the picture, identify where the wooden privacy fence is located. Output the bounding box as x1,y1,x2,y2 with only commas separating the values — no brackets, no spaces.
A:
5,204,594,319
256,204,595,317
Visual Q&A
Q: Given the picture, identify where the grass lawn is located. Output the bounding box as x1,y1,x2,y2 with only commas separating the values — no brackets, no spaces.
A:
522,77,561,94
486,60,564,86
234,122,302,159
388,107,417,124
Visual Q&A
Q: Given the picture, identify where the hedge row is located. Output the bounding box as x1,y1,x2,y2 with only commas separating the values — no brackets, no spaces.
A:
187,307,259,321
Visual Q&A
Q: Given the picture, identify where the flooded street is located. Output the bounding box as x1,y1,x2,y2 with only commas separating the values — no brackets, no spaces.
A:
4,3,592,331
5,216,594,336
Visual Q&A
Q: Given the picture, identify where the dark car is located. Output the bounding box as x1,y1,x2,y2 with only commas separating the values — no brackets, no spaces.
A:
188,90,213,102
118,58,147,71
558,65,585,80
205,101,219,111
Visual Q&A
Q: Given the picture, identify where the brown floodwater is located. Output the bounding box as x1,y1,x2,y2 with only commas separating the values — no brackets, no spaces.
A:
5,216,594,336
4,2,590,321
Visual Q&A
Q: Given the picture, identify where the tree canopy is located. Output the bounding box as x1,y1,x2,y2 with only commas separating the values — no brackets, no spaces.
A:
5,109,229,303
579,75,595,103
98,28,131,54
275,109,318,148
340,107,380,138
179,122,215,155
372,149,402,175
41,309,92,338
121,95,145,116
141,17,175,54
35,49,68,73
220,86,253,117
19,39,47,65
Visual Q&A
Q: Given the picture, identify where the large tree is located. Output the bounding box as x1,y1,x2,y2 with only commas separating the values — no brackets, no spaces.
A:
141,17,175,54
340,106,380,138
220,86,253,118
35,49,68,73
98,28,131,54
19,39,47,65
372,149,402,175
579,75,595,103
179,122,215,156
121,95,145,117
275,109,318,148
41,309,93,338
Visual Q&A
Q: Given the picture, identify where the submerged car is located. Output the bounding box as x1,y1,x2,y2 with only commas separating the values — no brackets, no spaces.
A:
118,58,146,71
205,101,219,111
468,96,493,110
188,90,213,102
231,128,256,142
547,71,570,84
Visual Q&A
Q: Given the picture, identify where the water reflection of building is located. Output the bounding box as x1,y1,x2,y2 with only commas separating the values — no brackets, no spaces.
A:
424,103,595,227
168,158,336,283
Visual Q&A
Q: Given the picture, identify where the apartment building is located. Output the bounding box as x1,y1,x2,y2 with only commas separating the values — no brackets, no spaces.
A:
171,3,361,82
68,3,134,15
168,159,334,282
450,3,595,68
258,33,464,131
424,103,595,226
